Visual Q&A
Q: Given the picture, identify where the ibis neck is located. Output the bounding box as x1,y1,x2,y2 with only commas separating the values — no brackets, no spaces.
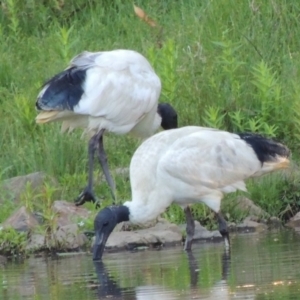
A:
124,195,172,225
109,205,130,223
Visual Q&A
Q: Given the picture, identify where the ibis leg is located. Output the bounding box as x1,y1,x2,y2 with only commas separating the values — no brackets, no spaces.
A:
216,212,230,251
97,134,116,204
75,130,103,207
186,251,199,287
184,206,195,251
221,249,231,280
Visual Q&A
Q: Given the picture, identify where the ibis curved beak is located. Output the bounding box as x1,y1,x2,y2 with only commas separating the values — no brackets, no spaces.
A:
93,231,107,261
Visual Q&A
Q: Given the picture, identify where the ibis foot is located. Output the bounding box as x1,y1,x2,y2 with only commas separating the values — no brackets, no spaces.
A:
75,187,99,207
217,212,230,251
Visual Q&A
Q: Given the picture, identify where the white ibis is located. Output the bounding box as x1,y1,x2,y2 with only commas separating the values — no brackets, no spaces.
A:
35,49,178,206
93,126,290,260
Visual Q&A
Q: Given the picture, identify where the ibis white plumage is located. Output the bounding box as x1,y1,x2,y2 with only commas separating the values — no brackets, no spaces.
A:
35,49,178,206
93,126,290,260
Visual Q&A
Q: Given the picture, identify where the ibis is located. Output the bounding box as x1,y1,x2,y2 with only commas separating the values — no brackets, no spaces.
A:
35,49,178,206
93,126,290,260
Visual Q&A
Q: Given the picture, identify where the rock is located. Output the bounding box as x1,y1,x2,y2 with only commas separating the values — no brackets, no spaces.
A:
32,212,44,225
114,217,164,232
236,219,267,233
228,222,237,231
153,218,182,232
235,197,269,218
53,224,88,250
244,215,259,222
286,212,300,228
0,172,58,204
268,216,282,229
2,206,39,232
113,221,132,232
104,219,182,251
179,221,222,241
52,200,92,227
26,234,45,252
193,221,222,240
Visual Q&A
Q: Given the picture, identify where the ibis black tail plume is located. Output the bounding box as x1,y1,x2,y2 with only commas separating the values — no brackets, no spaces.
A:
238,133,290,164
36,67,87,111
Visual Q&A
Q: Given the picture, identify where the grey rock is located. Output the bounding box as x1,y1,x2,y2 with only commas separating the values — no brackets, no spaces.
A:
52,200,92,227
53,224,88,250
113,221,132,232
193,221,222,240
2,206,39,232
32,212,44,225
244,215,259,222
235,196,269,218
26,234,45,252
0,172,58,204
114,217,169,232
286,212,300,228
236,219,267,233
228,222,237,231
104,219,182,251
179,221,222,240
268,216,282,229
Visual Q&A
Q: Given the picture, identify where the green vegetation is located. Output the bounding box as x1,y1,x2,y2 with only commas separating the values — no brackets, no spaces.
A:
1,0,300,250
0,227,27,256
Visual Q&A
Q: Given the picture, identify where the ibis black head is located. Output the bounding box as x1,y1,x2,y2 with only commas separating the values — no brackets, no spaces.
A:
93,205,129,261
157,103,178,130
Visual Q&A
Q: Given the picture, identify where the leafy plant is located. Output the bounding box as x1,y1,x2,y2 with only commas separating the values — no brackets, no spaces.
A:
54,25,77,64
202,106,226,129
0,227,27,256
147,39,178,103
19,182,35,212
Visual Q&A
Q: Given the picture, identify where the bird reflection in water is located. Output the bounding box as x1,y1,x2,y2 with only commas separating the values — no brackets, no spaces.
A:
93,250,231,300
93,260,129,299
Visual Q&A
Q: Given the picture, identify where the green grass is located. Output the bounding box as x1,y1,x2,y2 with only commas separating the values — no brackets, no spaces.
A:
1,0,300,229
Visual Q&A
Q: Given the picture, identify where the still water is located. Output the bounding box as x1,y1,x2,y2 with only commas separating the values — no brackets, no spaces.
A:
1,230,300,299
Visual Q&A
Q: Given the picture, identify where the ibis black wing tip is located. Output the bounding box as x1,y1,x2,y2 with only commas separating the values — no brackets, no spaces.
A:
36,67,87,111
238,133,290,163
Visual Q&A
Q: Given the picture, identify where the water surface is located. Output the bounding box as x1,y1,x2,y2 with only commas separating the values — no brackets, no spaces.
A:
1,230,300,299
